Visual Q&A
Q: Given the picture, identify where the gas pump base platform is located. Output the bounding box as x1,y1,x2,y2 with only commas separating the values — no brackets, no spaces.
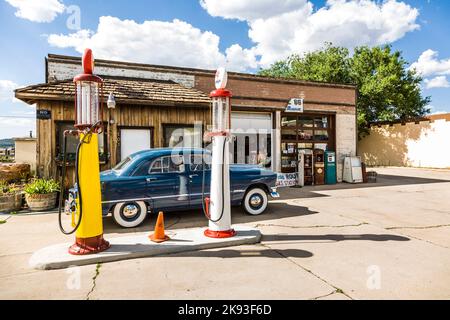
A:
29,225,261,270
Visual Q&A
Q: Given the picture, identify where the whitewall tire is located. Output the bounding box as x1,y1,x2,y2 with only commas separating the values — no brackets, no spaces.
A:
243,188,268,216
112,201,148,228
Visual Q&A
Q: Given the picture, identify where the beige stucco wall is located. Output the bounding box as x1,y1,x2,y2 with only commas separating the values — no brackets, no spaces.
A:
336,114,358,182
358,118,450,169
14,140,37,173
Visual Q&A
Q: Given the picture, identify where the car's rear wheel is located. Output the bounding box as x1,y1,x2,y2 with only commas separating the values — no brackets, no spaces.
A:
112,201,148,228
243,187,268,216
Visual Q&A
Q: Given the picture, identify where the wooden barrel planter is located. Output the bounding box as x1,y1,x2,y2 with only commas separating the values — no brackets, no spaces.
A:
25,192,58,212
0,192,23,213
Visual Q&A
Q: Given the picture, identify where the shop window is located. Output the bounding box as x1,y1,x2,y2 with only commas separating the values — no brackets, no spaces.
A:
280,114,335,174
56,121,107,164
299,130,313,140
281,115,297,127
298,143,314,150
298,117,314,128
281,128,297,141
163,124,202,148
314,130,329,141
314,117,329,129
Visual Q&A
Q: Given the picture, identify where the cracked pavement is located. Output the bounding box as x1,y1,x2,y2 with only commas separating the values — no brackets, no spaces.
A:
1,167,450,299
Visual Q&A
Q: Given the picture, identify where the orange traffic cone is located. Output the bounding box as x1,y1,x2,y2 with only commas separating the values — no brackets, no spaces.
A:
149,212,170,243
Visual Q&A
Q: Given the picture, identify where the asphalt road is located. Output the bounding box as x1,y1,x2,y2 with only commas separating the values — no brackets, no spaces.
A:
1,167,450,300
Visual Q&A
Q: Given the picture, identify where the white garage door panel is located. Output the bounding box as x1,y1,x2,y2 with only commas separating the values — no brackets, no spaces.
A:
121,129,152,159
231,112,272,132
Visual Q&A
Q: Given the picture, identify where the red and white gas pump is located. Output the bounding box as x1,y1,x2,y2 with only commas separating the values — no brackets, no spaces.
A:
203,68,236,238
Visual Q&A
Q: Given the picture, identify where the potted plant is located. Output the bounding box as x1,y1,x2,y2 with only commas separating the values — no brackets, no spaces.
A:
0,180,22,213
24,178,60,212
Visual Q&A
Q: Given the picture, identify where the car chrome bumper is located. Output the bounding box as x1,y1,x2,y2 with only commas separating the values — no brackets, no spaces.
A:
270,187,280,198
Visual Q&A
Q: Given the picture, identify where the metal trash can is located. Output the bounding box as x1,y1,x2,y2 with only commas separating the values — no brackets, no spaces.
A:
367,171,378,183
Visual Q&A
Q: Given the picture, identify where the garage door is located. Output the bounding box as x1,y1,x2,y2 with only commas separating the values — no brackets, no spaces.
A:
232,112,272,132
120,128,152,160
231,112,273,167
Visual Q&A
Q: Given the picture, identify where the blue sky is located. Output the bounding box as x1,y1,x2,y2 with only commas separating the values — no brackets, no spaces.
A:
0,0,449,139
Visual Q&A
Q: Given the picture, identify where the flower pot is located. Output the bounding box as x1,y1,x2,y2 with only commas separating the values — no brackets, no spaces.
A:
0,192,23,213
25,192,58,212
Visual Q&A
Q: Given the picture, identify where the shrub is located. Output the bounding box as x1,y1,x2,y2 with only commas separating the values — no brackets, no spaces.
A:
24,179,60,195
0,180,18,196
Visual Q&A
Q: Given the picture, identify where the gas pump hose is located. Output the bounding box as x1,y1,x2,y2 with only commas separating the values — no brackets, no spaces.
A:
201,136,227,223
58,122,102,235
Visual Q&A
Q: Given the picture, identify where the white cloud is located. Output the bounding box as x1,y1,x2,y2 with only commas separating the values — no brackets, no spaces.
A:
47,16,254,72
225,44,258,71
200,0,309,21
424,76,450,89
5,0,65,23
0,117,36,139
201,0,420,67
410,49,450,77
0,80,20,103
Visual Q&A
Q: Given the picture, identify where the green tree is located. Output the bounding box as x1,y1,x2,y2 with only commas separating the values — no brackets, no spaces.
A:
259,43,431,138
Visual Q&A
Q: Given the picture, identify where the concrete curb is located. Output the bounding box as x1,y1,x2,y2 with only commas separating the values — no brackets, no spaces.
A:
29,225,261,270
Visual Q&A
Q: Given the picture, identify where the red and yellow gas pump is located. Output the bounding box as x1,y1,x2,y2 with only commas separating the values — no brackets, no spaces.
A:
58,48,110,255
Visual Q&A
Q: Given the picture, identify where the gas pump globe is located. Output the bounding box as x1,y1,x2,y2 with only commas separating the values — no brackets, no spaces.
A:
211,89,231,134
204,68,236,238
74,50,103,130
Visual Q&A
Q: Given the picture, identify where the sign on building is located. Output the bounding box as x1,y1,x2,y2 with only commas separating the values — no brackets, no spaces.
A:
276,173,298,187
286,98,304,113
37,110,51,120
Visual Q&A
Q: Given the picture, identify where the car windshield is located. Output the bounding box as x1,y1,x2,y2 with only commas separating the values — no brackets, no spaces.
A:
113,157,132,171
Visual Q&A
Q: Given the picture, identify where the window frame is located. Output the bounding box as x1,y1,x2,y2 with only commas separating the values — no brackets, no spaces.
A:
55,120,109,165
148,155,185,175
280,113,336,173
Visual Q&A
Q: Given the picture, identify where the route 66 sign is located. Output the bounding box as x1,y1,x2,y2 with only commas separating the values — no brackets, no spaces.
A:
286,98,304,113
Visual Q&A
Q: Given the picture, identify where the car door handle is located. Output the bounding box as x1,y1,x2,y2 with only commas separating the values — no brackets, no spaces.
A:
189,174,199,179
146,177,158,182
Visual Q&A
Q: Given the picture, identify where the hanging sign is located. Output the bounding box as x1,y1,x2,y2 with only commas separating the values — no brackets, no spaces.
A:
37,110,51,120
286,98,304,113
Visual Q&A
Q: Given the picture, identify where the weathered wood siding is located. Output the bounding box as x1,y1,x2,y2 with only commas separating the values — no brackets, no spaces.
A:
36,101,209,188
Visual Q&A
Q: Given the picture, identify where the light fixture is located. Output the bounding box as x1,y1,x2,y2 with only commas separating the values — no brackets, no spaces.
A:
107,92,116,109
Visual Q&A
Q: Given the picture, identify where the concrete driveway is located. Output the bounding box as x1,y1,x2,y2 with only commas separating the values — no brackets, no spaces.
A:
1,167,450,300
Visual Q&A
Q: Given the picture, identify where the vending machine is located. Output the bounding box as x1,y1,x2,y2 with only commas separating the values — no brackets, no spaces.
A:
301,149,314,186
325,151,337,185
314,149,325,185
343,156,363,184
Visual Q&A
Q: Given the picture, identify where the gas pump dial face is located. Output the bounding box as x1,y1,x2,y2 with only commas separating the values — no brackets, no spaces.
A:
215,67,228,89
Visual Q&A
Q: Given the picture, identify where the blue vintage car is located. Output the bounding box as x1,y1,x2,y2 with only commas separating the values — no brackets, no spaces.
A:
96,148,279,228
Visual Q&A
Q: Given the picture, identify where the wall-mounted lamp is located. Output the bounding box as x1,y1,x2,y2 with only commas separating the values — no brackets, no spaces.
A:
107,92,116,109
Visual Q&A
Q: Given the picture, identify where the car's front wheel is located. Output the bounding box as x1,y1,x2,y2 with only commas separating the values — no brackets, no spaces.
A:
112,201,148,228
243,187,268,216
